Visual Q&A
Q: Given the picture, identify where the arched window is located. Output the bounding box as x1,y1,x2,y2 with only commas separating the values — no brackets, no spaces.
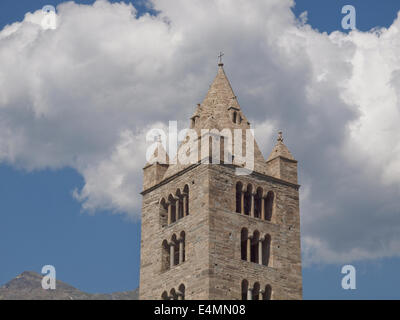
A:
180,231,186,263
233,111,237,124
170,288,178,300
264,191,274,221
244,184,252,215
240,228,248,261
163,232,185,270
251,230,260,263
176,189,183,220
252,282,260,300
168,194,176,223
236,182,243,213
161,291,169,300
262,234,271,266
263,285,272,300
162,285,187,300
171,234,179,266
159,198,168,227
254,187,263,218
183,184,189,216
241,280,249,300
178,284,185,300
161,240,170,271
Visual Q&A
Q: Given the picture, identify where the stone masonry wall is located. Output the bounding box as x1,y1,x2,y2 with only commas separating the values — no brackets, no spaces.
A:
207,164,302,300
139,164,212,300
139,162,302,300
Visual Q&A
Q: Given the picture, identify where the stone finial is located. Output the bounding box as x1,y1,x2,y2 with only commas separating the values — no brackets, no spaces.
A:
277,131,283,143
266,130,295,162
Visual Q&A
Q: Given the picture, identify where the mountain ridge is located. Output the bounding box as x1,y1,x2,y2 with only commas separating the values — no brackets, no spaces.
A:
0,271,138,300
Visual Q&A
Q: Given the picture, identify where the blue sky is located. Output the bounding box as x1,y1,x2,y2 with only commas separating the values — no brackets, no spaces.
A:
0,0,400,299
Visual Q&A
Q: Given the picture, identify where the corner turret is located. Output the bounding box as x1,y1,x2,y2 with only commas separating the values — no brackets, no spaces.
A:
266,131,298,184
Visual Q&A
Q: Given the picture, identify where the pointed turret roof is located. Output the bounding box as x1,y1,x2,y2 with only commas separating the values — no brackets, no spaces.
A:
267,131,296,162
144,138,169,169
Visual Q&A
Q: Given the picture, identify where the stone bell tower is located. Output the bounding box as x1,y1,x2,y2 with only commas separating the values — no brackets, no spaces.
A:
139,60,302,300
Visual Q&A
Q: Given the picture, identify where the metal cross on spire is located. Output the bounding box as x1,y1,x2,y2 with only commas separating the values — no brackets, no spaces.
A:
218,51,224,66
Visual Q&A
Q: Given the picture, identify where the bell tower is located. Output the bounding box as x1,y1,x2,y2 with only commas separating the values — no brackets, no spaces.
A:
139,61,302,300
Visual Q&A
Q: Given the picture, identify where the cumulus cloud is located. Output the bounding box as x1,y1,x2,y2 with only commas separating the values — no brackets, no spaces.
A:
1,0,400,264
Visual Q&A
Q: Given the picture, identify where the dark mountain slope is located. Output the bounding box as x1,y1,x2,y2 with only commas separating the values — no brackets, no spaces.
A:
0,271,138,300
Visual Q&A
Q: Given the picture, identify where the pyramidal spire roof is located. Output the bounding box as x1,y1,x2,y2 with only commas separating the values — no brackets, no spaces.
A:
144,60,299,185
161,60,269,179
189,63,249,132
202,64,241,110
267,131,296,162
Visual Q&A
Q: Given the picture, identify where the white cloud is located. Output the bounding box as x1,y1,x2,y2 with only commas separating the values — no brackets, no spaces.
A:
1,0,400,264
